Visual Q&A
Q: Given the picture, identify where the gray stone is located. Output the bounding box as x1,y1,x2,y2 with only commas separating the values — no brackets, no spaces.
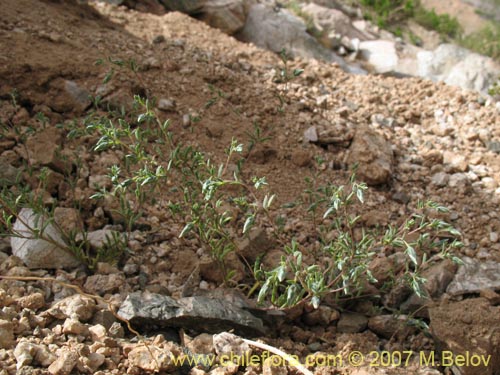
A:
86,229,123,249
337,312,368,333
431,172,449,187
303,126,318,143
237,4,363,74
118,291,265,336
417,44,500,94
448,173,470,189
158,98,177,112
447,257,500,295
10,208,81,269
346,126,393,185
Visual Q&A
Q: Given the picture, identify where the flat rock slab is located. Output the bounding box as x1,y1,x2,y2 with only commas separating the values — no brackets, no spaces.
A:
446,257,500,295
118,292,265,337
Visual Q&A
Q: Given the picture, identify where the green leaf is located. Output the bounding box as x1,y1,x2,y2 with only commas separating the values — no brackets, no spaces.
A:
311,296,320,309
293,68,304,77
277,266,286,282
243,215,255,234
258,279,271,303
180,222,194,238
406,245,418,266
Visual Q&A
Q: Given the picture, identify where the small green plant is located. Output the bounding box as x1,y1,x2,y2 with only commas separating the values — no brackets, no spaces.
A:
254,174,463,309
274,49,304,113
414,7,462,39
488,76,500,96
360,0,415,28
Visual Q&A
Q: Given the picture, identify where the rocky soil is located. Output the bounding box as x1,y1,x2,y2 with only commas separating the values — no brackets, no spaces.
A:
0,1,499,375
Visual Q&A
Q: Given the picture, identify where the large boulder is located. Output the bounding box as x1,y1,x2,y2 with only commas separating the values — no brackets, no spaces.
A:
10,208,81,269
417,44,500,94
160,0,206,14
237,4,364,73
199,0,247,35
359,39,419,75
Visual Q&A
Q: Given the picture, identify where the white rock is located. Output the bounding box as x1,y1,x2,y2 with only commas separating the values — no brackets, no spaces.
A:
10,208,81,269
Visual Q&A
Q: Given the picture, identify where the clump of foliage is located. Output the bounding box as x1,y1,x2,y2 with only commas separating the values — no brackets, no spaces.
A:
360,0,416,28
414,7,462,39
459,23,500,60
253,174,463,308
358,0,462,42
488,76,500,96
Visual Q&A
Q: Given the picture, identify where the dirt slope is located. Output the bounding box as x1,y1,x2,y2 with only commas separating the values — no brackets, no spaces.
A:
0,1,500,375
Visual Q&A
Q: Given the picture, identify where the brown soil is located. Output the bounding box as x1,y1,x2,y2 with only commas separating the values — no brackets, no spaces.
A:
0,1,499,375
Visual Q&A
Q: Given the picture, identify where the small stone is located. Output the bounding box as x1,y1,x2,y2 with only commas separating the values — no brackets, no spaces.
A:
88,324,107,341
108,322,124,338
48,350,78,375
368,315,414,339
187,333,214,355
123,263,139,275
213,332,251,358
291,150,311,167
86,229,123,249
392,191,410,204
85,352,106,372
482,177,498,190
490,232,499,243
0,320,14,349
337,312,368,333
304,126,318,142
14,341,36,369
421,149,443,167
152,35,165,44
448,173,470,189
84,273,126,295
346,126,393,185
158,98,176,111
127,345,174,372
182,114,191,127
263,356,288,375
303,306,339,326
236,228,275,264
17,292,45,310
479,289,500,305
431,172,449,187
62,318,89,336
46,294,96,321
54,207,84,234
